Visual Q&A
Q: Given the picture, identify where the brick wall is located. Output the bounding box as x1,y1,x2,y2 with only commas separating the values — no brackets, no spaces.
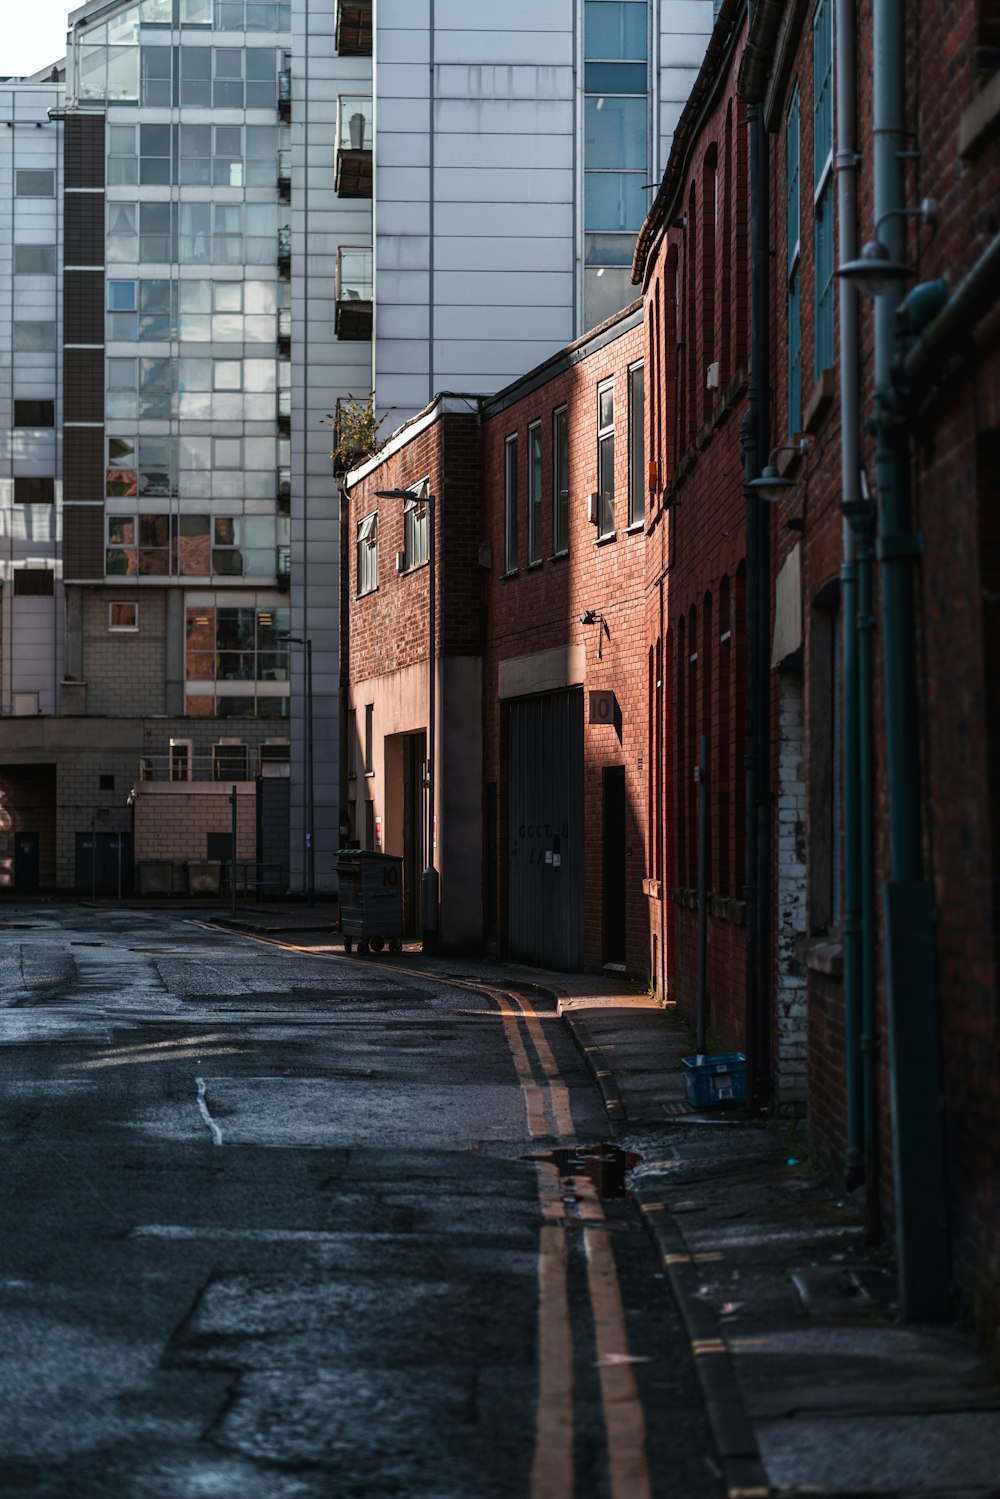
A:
83,589,167,715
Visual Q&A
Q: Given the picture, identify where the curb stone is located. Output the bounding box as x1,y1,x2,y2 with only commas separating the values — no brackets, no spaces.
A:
559,1006,627,1123
633,1185,771,1499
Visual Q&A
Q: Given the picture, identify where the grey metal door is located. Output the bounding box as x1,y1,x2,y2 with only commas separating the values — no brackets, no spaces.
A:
506,689,584,969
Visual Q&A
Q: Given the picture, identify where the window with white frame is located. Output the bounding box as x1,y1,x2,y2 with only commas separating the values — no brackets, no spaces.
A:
357,511,378,595
597,380,615,536
108,601,139,632
628,361,645,527
504,434,518,572
553,406,569,554
403,483,429,569
813,0,835,377
528,422,543,564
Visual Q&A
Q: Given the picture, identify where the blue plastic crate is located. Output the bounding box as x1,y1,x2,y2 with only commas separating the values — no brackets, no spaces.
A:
682,1052,747,1108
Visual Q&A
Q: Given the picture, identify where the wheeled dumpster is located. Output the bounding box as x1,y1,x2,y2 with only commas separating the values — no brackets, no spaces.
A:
336,850,404,954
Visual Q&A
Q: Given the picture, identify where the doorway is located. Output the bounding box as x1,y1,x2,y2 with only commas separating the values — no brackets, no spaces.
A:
602,766,626,966
14,833,40,895
402,732,426,937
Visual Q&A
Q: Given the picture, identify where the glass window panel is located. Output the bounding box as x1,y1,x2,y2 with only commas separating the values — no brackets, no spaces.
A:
585,95,646,171
180,123,211,157
214,552,245,579
214,438,242,468
216,517,239,544
179,281,211,312
108,280,137,311
110,125,135,153
107,549,138,576
107,392,138,419
246,125,276,158
108,8,141,43
109,437,135,460
247,2,276,30
141,277,172,312
178,357,211,391
215,48,243,77
584,266,633,326
243,436,275,468
213,238,244,267
139,548,170,576
14,245,56,275
244,280,277,313
139,357,171,418
215,125,242,155
214,360,242,390
140,202,172,262
246,48,276,79
243,316,272,343
213,282,243,311
108,157,139,185
12,321,56,351
181,0,212,20
180,204,212,263
108,358,137,389
599,386,614,429
212,393,244,419
216,1,244,28
211,313,244,340
186,652,215,679
585,2,648,59
244,394,274,420
179,436,212,469
141,1,173,23
140,122,171,158
107,46,139,99
243,471,272,498
139,514,170,547
244,359,276,392
140,44,172,104
243,515,274,547
583,61,647,92
178,392,212,418
79,45,107,99
109,518,135,544
108,310,138,339
584,231,636,266
106,470,138,497
180,46,211,105
211,470,244,497
584,170,647,231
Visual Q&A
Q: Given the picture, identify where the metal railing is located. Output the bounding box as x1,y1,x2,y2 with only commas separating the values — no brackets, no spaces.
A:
138,749,289,784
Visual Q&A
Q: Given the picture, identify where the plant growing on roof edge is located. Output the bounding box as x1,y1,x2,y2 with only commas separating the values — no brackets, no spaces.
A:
323,393,387,474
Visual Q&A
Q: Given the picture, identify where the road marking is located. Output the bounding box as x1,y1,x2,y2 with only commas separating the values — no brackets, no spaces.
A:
584,1222,653,1499
75,1046,244,1071
532,1219,575,1499
195,1076,223,1146
511,993,575,1138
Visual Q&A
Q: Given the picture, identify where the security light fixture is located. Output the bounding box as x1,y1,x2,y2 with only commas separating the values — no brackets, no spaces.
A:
748,439,811,503
838,199,938,299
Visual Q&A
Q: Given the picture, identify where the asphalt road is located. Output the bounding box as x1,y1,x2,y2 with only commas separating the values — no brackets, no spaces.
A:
0,904,719,1499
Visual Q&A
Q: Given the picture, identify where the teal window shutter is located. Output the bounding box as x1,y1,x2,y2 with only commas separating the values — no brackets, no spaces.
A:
813,0,835,376
786,86,802,434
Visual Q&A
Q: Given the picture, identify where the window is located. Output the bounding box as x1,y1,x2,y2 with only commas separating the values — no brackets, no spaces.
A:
628,362,645,527
403,486,429,569
14,477,55,505
504,435,518,572
15,170,55,197
14,245,55,275
109,602,139,631
184,607,290,717
347,707,357,777
364,702,374,774
813,0,835,377
597,380,615,536
787,86,802,434
169,739,193,782
357,511,378,595
13,400,55,427
528,422,543,564
139,122,172,185
583,0,650,326
13,322,56,352
99,774,115,792
13,569,54,596
553,406,569,554
213,741,249,781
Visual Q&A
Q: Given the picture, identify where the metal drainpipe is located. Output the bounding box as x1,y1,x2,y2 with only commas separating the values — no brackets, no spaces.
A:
743,5,770,1104
835,0,865,1190
872,0,950,1318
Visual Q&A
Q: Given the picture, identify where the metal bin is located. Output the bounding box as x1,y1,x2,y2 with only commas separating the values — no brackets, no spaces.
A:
336,850,404,954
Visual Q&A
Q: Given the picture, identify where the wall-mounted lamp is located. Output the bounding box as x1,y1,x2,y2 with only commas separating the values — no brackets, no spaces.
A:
837,198,938,299
580,609,610,658
747,439,810,503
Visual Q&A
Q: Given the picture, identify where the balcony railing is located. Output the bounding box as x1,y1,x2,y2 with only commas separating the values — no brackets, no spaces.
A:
138,747,289,784
277,148,291,200
277,386,292,431
335,246,373,341
277,466,291,510
277,224,291,276
279,63,292,118
335,95,373,198
277,303,291,353
335,0,372,56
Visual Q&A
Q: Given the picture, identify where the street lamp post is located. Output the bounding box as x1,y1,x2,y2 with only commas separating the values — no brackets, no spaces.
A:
278,633,314,906
374,484,438,950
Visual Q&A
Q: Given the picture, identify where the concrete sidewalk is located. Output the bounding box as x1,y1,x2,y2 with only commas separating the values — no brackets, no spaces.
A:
211,906,1000,1498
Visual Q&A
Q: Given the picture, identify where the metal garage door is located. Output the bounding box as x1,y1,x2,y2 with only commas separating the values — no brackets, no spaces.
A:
506,688,584,970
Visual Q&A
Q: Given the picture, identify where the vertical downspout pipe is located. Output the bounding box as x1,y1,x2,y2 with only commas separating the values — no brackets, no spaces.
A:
696,734,710,1055
742,1,769,1103
872,0,950,1317
836,0,865,1189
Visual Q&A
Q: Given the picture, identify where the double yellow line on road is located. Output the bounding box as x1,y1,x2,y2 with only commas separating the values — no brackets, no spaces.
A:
494,988,653,1499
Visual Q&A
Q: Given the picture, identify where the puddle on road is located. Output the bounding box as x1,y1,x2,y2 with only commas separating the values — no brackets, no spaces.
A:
528,1143,643,1199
